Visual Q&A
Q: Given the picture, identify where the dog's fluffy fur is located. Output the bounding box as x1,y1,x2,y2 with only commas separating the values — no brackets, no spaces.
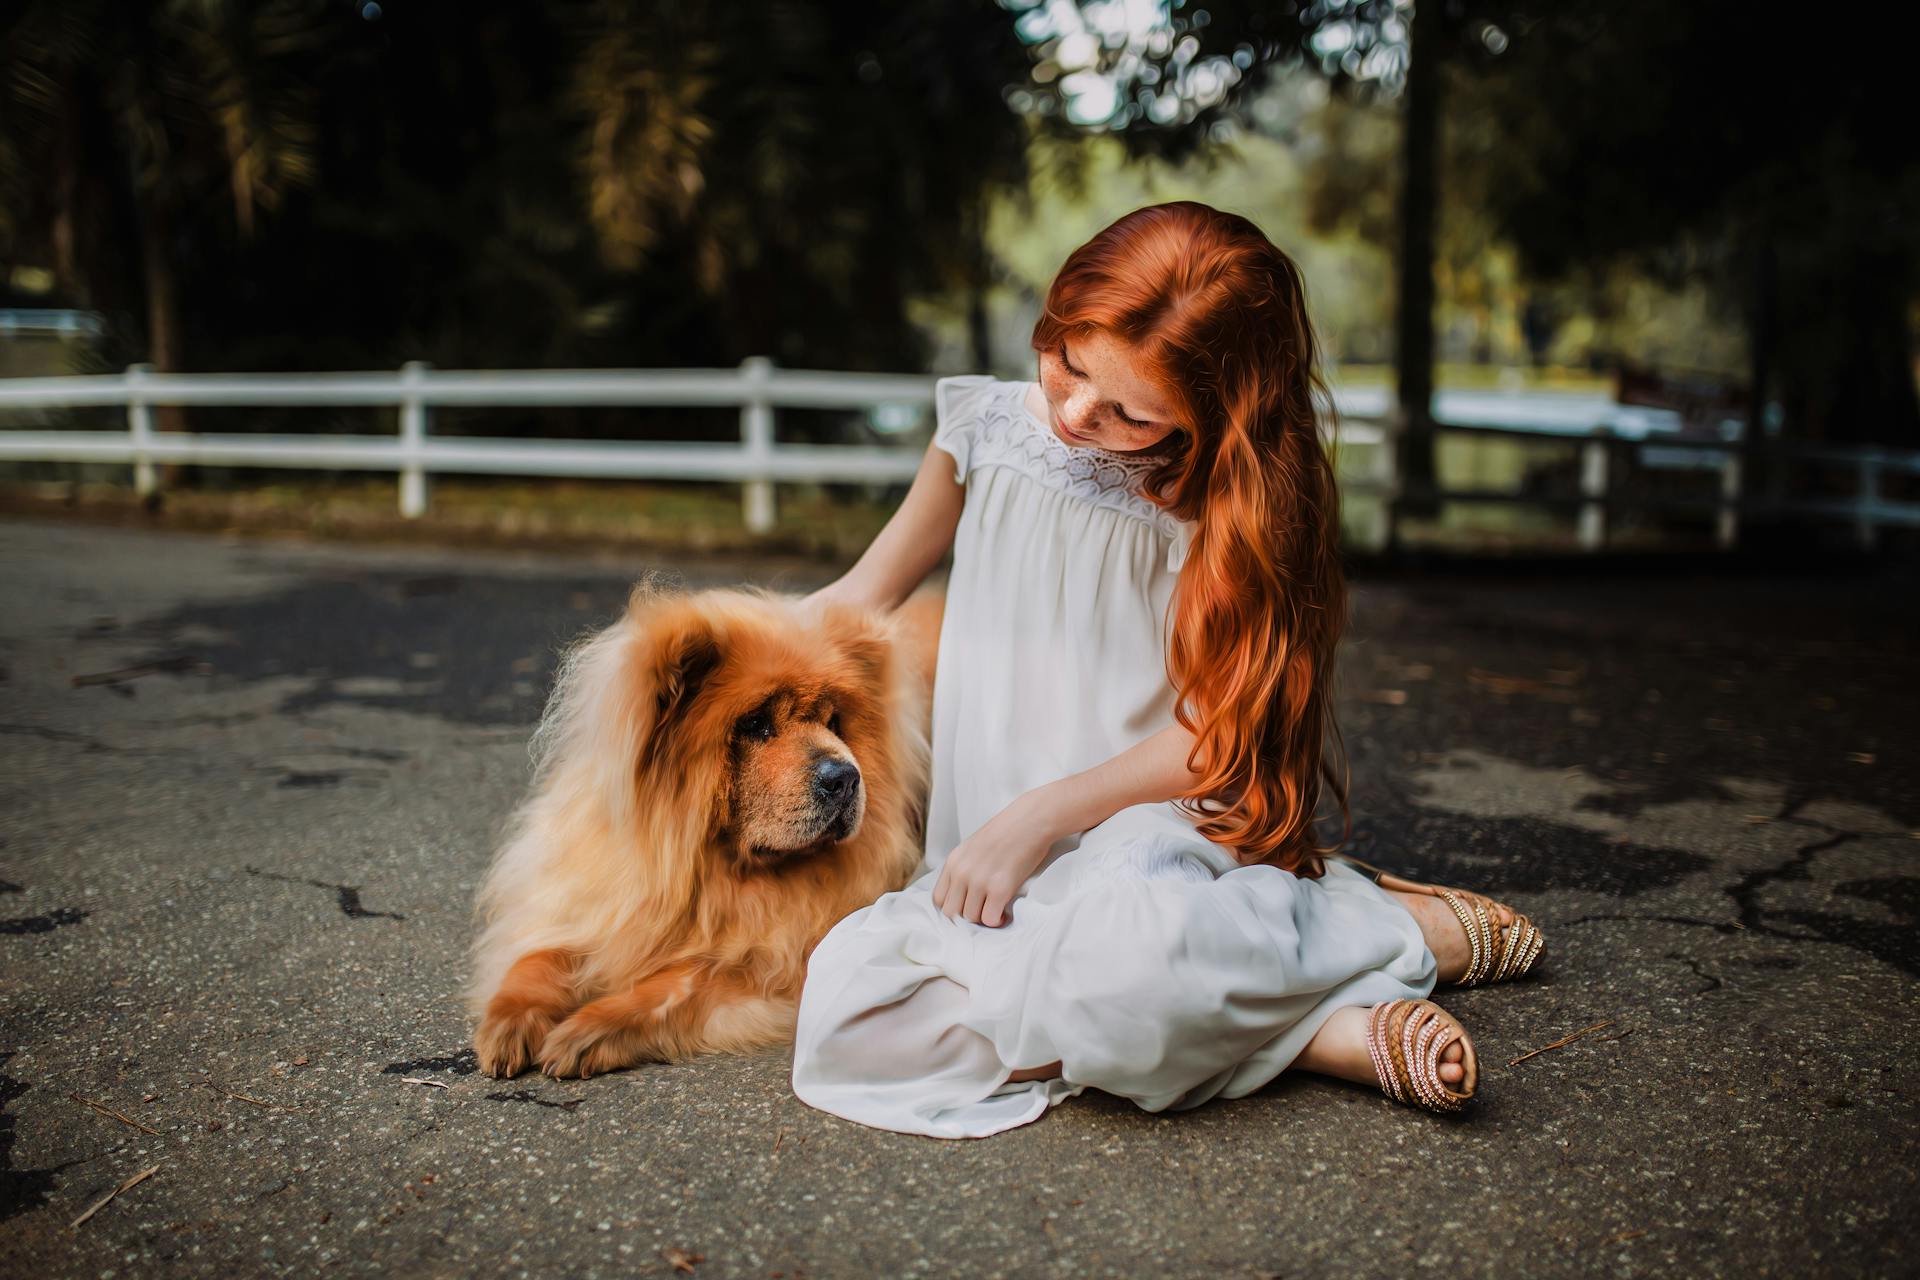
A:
468,580,939,1079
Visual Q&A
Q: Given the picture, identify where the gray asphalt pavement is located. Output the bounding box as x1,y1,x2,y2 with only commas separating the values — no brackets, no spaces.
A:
1,517,1915,1278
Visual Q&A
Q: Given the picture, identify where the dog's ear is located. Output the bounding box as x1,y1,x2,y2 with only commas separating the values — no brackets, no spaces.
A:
620,581,724,733
816,604,890,688
647,615,724,734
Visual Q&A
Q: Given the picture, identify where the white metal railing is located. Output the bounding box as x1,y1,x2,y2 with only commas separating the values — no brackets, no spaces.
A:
0,359,1914,552
1401,421,1920,552
0,309,106,338
0,359,944,532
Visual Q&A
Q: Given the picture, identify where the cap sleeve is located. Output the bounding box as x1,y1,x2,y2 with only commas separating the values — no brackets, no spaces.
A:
930,374,997,484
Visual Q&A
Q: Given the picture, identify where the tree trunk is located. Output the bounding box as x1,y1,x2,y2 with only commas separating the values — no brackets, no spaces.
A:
967,277,992,376
1391,0,1441,532
133,180,189,489
51,83,83,295
1740,242,1780,521
965,193,993,373
1773,250,1920,450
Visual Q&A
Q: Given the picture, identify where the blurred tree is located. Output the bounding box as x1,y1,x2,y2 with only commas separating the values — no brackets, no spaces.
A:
569,0,1035,372
1453,0,1920,451
1008,0,1918,458
0,0,325,434
9,0,1908,471
998,0,1466,527
2,0,1043,399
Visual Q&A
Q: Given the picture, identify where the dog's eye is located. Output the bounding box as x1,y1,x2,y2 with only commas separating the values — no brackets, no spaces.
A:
736,710,774,741
827,713,843,737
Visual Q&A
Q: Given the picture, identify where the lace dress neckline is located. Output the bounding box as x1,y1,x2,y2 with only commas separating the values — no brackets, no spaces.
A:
945,377,1189,566
1010,381,1174,470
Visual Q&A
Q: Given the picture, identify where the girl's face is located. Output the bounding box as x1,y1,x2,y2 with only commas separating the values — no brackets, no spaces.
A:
1035,329,1182,455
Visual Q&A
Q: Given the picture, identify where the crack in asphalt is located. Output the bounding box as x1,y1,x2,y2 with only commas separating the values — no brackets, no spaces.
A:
1553,795,1917,976
0,1053,61,1223
0,723,151,756
0,908,89,936
485,1090,585,1111
243,866,406,921
1558,913,1745,933
1665,952,1724,995
380,1050,479,1078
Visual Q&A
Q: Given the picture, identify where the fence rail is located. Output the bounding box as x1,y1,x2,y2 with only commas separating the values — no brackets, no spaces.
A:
1,359,1915,552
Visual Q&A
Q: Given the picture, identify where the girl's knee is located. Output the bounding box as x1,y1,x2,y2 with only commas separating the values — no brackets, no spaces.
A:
805,975,1001,1087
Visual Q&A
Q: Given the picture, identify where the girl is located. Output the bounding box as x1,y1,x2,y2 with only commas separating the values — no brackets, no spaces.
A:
793,201,1544,1138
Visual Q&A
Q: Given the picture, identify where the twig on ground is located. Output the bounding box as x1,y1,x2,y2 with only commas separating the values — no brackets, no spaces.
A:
70,1165,159,1228
1507,1019,1616,1067
400,1077,450,1090
205,1082,303,1111
69,1093,161,1136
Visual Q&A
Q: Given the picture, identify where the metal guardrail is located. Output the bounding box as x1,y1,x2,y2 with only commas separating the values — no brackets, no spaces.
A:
0,309,106,338
0,359,1914,551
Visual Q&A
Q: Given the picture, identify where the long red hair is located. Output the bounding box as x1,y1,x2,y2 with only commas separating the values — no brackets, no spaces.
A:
1030,201,1349,878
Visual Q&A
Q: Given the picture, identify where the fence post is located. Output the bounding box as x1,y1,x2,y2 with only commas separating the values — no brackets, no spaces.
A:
399,360,432,518
1716,451,1742,550
1855,455,1881,552
740,356,776,534
1368,420,1398,554
126,363,157,498
1578,432,1611,552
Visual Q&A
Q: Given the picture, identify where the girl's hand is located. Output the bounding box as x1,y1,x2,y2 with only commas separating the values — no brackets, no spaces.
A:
803,575,881,612
931,789,1066,927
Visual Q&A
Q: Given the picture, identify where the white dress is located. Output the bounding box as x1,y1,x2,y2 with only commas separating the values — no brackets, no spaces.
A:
790,374,1436,1138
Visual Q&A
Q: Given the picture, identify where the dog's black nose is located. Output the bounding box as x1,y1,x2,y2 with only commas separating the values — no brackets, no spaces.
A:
811,758,860,806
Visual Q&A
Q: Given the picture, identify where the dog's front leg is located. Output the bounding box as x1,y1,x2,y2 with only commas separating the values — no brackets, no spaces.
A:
475,947,582,1078
538,961,751,1078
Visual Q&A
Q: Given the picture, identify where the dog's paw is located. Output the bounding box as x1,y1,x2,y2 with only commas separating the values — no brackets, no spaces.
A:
536,1013,643,1080
475,1008,556,1079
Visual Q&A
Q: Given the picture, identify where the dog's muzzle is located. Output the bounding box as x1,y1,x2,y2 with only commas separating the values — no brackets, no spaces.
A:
811,757,862,839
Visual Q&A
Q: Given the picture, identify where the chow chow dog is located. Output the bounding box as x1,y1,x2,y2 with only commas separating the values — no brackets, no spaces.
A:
469,580,941,1079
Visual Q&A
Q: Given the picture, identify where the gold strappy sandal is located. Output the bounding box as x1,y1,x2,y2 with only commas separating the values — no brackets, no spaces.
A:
1333,853,1546,988
1364,998,1477,1114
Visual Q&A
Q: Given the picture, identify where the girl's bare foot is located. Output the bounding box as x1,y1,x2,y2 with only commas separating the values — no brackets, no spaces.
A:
1293,1002,1471,1089
1383,887,1517,985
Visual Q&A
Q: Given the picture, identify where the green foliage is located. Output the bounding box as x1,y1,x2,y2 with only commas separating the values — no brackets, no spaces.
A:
0,0,1037,380
1,0,328,329
4,0,1912,446
1027,0,1918,443
1453,0,1920,443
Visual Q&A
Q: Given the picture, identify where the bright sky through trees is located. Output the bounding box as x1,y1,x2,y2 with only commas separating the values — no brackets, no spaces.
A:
1003,0,1427,127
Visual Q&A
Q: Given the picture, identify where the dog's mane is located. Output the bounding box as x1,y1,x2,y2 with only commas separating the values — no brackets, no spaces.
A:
467,582,929,1017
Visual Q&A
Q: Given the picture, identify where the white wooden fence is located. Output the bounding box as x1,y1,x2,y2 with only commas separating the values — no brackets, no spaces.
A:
0,358,1914,552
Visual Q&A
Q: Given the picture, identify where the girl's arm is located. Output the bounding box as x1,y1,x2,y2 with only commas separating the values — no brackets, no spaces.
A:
807,438,965,613
1027,720,1203,838
932,720,1209,927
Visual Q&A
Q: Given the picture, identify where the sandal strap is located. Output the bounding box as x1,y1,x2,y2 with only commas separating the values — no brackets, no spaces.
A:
1364,999,1472,1114
1441,887,1544,987
1437,890,1491,985
1331,855,1545,988
1364,1002,1406,1105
